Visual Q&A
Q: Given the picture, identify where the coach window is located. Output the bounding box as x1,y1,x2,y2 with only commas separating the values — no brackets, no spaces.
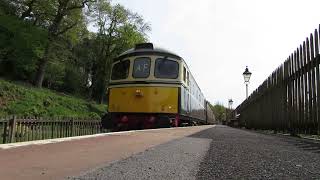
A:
187,71,190,85
133,57,151,78
155,58,179,79
111,60,130,80
183,66,186,82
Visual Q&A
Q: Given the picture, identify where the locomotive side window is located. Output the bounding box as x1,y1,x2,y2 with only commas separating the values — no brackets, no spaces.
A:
183,66,186,82
155,58,179,79
133,57,151,78
111,60,130,80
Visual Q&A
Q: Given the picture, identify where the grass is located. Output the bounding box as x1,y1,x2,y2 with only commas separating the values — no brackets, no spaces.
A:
0,79,107,119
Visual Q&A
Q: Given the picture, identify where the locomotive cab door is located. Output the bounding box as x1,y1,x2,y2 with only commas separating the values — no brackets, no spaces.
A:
186,71,191,114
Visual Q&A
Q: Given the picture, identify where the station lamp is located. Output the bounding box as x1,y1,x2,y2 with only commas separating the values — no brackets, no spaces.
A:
228,99,233,110
242,66,252,99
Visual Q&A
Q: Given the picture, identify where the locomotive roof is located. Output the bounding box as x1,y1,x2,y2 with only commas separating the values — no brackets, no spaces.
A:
114,43,182,61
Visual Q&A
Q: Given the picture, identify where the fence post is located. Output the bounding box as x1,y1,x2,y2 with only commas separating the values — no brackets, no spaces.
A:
51,118,54,139
3,118,8,144
70,118,74,137
9,116,17,143
60,118,63,138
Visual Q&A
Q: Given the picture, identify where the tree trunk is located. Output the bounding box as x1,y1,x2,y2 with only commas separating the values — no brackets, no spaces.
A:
34,58,47,88
34,42,51,88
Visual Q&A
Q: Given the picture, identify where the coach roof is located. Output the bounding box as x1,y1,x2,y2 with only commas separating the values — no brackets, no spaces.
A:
114,43,182,61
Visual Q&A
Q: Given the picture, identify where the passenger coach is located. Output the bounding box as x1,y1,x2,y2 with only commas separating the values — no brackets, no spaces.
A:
104,43,215,130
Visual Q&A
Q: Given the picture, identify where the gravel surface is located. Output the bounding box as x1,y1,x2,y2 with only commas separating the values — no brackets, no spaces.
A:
72,125,320,180
72,137,212,180
196,125,320,179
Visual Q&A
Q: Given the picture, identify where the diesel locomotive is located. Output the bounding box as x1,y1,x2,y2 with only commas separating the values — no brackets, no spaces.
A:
103,43,215,130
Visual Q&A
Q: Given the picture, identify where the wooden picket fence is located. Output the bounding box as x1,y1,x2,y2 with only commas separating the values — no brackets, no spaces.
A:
0,116,102,144
237,25,320,136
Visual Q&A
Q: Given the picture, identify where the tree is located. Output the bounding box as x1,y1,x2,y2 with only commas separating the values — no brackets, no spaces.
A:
88,0,150,103
0,0,18,16
32,0,93,88
0,0,151,104
211,103,226,123
0,15,47,81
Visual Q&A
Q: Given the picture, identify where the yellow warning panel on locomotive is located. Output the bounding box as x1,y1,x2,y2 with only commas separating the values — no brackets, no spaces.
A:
108,86,178,113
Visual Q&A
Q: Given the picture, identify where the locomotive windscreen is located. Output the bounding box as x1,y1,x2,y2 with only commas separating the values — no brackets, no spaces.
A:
133,57,151,78
154,58,179,79
111,60,130,80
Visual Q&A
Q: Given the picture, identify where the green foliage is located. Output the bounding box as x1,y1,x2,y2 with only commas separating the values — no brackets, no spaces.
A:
63,65,86,94
0,15,47,80
0,0,151,108
211,103,226,122
45,61,66,89
0,0,17,16
87,1,150,102
0,79,107,118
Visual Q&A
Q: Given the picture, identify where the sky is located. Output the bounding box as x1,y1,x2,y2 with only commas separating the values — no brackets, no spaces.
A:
111,0,320,107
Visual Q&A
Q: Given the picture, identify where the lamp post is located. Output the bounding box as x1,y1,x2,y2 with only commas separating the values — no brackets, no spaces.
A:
243,66,252,99
228,99,233,110
227,99,234,125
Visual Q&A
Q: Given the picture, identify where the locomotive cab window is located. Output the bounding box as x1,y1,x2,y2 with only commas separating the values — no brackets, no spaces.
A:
133,57,151,78
111,60,130,80
155,58,179,79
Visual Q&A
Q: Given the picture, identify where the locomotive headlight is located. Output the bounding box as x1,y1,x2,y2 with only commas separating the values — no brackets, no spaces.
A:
135,89,143,97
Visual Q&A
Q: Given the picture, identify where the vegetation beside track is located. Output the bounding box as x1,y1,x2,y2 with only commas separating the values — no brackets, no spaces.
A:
0,79,107,118
0,1,150,103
